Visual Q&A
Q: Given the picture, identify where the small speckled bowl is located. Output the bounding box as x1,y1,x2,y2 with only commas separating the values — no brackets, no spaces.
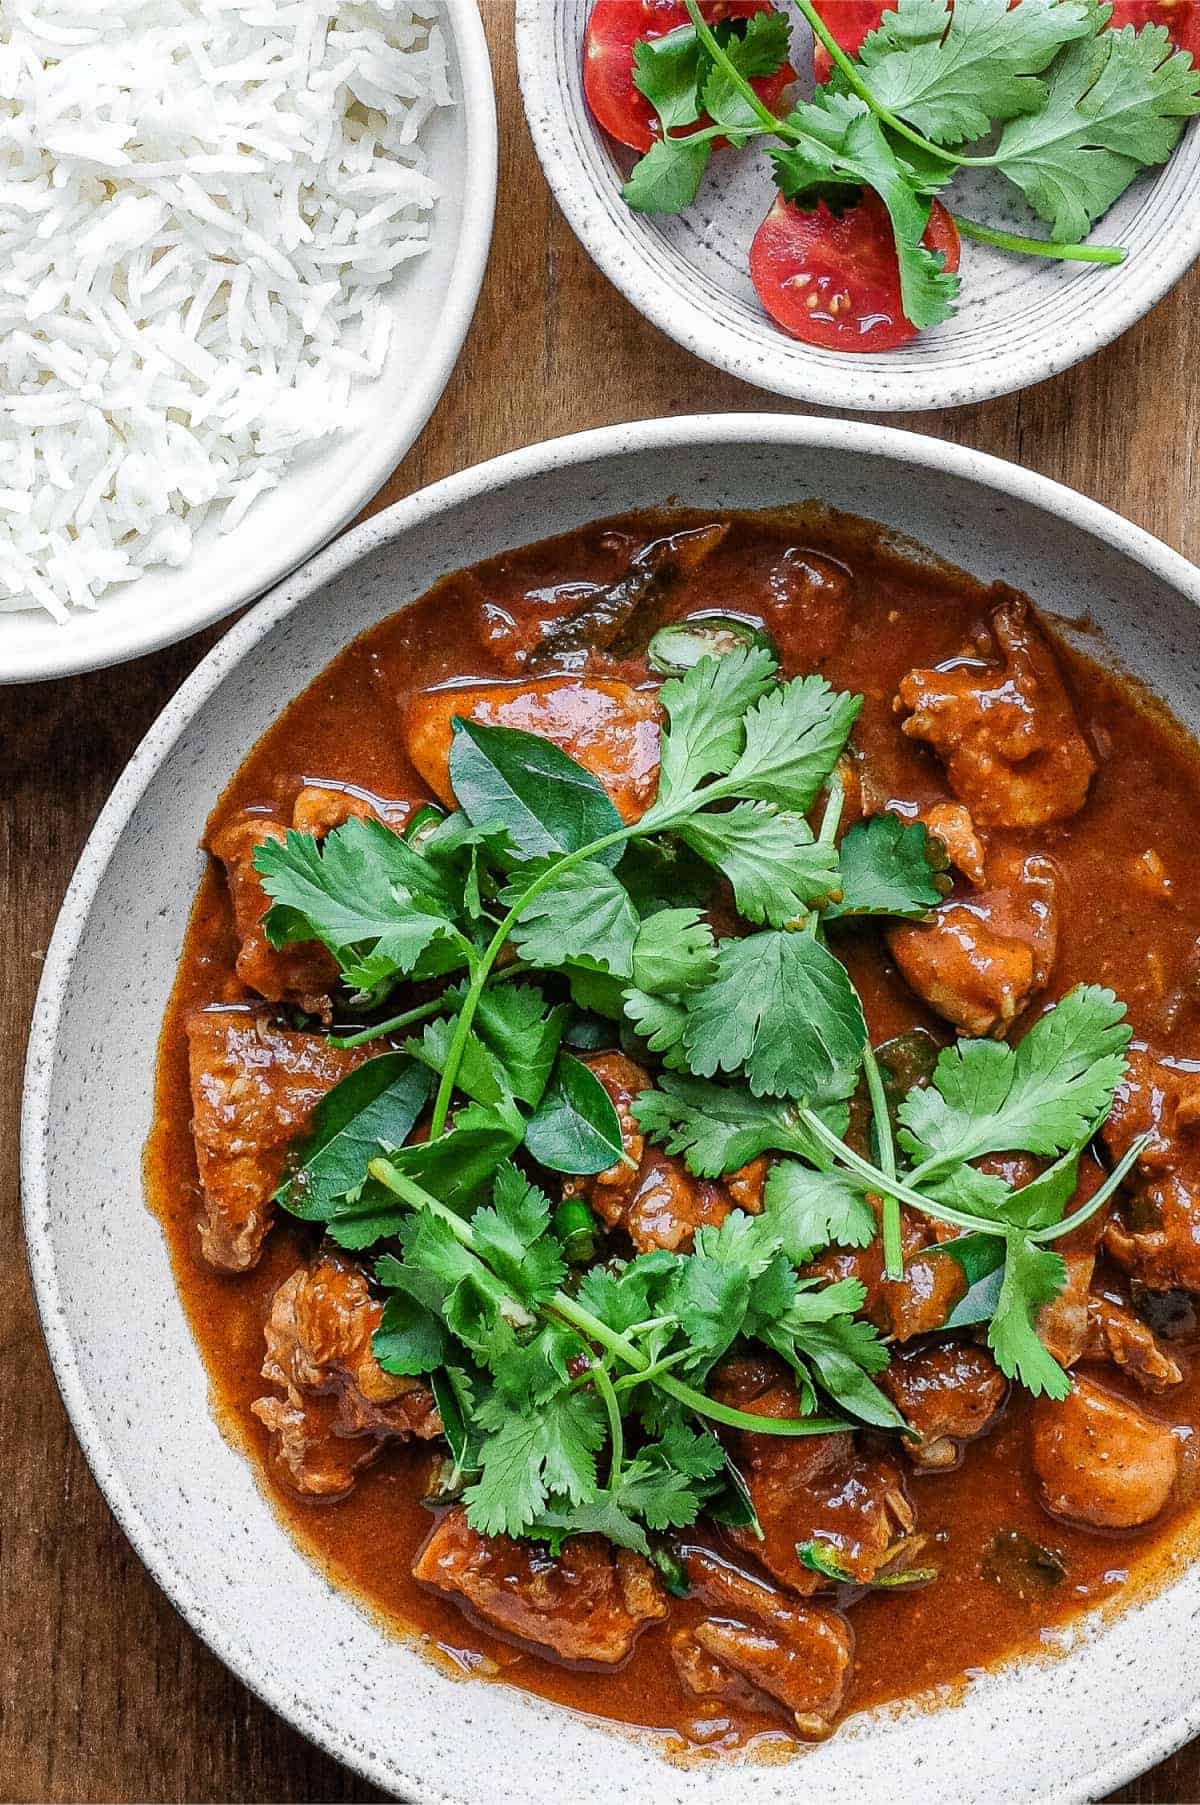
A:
21,416,1200,1803
514,4,1200,411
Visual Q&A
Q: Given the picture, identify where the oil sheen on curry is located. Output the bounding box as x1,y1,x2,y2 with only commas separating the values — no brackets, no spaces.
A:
147,507,1200,1756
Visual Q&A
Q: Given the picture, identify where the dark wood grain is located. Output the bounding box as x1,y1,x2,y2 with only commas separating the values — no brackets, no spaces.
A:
3,3,1199,1799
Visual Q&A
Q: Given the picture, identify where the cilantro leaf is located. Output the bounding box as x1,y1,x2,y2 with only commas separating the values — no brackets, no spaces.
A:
678,801,842,925
632,1071,854,1176
632,9,791,131
623,988,691,1067
407,1015,515,1111
504,858,640,977
825,814,947,920
623,133,715,213
649,646,779,809
464,1387,606,1536
708,673,863,812
464,981,568,1108
854,0,1094,145
254,817,466,994
701,9,795,137
470,1163,566,1306
574,1250,680,1335
994,24,1200,240
762,1159,877,1260
371,1256,450,1375
448,717,625,865
667,1252,751,1374
988,1235,1071,1398
631,906,718,995
632,20,712,130
770,92,959,330
897,985,1130,1165
681,930,868,1099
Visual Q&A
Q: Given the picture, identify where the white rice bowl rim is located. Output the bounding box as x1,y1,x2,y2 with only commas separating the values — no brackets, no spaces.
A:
0,0,498,685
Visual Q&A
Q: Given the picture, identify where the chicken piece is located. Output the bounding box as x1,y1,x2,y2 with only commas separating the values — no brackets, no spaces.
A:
1102,1046,1200,1294
290,782,418,837
1037,1159,1109,1367
252,1253,440,1498
209,813,339,1015
759,548,853,670
916,801,987,887
895,589,1096,829
563,1051,760,1253
711,1354,913,1593
1031,1374,1181,1529
878,1337,1008,1471
804,1200,966,1343
1084,1295,1183,1394
672,1546,853,1737
403,677,662,825
413,1505,666,1663
186,1009,368,1271
887,849,1058,1038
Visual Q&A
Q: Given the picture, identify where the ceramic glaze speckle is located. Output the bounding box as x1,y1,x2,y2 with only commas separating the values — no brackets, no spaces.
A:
0,0,498,687
514,0,1200,412
21,416,1200,1804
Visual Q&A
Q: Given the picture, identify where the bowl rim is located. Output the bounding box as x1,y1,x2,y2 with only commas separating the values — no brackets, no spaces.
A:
2,0,499,686
513,0,1200,412
20,411,1200,1802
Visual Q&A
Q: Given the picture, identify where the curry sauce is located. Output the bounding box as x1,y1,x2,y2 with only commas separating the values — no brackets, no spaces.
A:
145,507,1200,1755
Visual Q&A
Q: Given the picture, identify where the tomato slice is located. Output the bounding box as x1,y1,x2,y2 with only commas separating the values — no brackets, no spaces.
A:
584,0,795,154
810,0,893,82
1106,0,1199,56
749,192,961,352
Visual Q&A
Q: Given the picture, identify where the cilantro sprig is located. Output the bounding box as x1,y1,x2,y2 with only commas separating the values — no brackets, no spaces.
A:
256,630,1145,1568
619,0,1200,333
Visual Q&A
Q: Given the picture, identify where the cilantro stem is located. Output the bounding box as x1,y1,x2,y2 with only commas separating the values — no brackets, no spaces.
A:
1025,1134,1150,1243
329,961,532,1051
427,827,632,1136
787,0,993,168
797,1107,1007,1235
657,1372,844,1435
951,214,1127,266
591,1360,625,1485
817,771,845,847
611,1347,693,1392
862,1045,903,1280
368,1156,846,1435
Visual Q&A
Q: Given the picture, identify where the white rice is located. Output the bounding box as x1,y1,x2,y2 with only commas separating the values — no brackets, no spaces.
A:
0,0,454,622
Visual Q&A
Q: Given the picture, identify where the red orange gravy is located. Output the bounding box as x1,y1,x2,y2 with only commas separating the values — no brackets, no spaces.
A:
145,507,1200,1755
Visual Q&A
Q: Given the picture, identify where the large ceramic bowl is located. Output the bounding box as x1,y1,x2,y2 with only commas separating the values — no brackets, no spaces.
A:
21,415,1200,1803
515,0,1200,411
1,0,497,686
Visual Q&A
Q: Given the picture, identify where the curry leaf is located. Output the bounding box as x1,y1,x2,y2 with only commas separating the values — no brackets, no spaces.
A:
275,1052,431,1220
524,1052,629,1174
448,717,626,865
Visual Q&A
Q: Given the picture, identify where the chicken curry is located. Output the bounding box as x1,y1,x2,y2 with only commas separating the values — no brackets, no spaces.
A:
146,506,1200,1755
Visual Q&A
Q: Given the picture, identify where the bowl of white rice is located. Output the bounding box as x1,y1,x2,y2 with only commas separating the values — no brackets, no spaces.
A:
0,0,496,682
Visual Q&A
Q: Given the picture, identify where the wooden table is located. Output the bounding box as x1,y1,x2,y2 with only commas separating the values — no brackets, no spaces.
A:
3,4,1200,1799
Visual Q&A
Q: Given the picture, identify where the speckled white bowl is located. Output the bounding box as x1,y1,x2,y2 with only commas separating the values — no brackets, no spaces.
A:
0,0,497,685
21,415,1200,1803
515,3,1200,411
